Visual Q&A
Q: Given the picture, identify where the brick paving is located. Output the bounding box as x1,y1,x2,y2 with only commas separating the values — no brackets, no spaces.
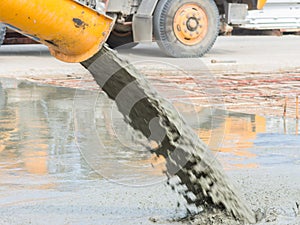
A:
25,68,300,118
145,70,300,118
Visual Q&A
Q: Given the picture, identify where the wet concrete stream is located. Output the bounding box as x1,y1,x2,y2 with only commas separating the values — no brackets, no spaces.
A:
0,78,299,224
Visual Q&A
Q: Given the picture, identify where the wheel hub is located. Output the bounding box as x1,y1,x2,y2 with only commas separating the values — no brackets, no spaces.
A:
173,3,208,45
187,18,198,31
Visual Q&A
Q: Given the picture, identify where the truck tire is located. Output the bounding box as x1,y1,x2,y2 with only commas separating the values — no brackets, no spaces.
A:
106,30,137,49
0,24,6,46
106,23,138,49
153,0,219,58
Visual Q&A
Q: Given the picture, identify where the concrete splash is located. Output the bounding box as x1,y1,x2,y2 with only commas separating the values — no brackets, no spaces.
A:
81,46,257,223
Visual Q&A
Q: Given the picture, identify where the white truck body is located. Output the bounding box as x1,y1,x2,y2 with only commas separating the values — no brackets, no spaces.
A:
242,0,300,31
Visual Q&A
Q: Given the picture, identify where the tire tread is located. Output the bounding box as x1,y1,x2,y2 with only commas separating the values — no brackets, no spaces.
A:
0,24,6,46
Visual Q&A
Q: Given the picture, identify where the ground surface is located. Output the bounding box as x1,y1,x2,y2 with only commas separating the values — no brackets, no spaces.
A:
0,36,300,225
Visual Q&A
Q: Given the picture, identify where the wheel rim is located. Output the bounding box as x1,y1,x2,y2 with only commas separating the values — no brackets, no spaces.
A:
173,3,208,46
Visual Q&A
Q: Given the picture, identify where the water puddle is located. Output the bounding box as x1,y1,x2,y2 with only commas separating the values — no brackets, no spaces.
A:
194,111,300,170
0,78,299,224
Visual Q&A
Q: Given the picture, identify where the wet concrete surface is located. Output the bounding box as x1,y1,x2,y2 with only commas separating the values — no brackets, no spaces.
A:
0,78,299,224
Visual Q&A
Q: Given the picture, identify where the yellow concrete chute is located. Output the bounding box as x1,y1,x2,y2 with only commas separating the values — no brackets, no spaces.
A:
257,0,267,9
0,0,114,62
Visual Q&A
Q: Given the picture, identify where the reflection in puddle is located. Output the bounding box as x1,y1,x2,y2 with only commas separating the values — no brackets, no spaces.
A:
0,78,299,188
177,104,300,170
0,79,89,192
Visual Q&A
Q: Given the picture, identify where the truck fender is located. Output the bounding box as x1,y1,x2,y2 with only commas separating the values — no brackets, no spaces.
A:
132,0,160,42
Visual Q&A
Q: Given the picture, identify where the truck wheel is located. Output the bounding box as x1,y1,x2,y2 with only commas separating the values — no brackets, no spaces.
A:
106,30,137,49
153,0,219,57
0,24,6,46
106,23,138,49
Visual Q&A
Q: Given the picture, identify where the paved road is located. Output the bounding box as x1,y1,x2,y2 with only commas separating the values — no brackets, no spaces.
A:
0,36,299,79
119,35,300,73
